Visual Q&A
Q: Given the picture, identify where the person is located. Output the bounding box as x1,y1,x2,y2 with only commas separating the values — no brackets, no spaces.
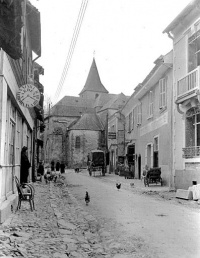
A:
56,161,60,171
60,162,65,173
20,146,31,184
38,161,44,176
51,160,55,171
141,165,149,181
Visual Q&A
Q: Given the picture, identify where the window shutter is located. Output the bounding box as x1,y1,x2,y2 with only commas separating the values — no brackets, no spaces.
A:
151,143,153,167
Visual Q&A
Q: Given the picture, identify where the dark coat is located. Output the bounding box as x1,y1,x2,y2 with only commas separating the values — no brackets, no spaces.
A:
20,152,31,183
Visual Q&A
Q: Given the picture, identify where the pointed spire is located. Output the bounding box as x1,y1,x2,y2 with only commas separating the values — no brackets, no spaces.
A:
79,58,108,95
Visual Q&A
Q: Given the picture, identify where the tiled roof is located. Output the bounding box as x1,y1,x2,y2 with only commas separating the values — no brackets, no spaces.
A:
55,96,94,108
79,59,108,95
69,113,104,131
50,105,95,117
94,93,116,108
99,93,129,111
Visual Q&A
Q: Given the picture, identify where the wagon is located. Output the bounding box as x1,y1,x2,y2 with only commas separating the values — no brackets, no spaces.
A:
87,149,106,176
144,167,162,187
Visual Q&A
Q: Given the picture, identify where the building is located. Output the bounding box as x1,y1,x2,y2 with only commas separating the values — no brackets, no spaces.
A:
119,51,173,186
0,0,43,223
163,0,200,189
44,58,129,168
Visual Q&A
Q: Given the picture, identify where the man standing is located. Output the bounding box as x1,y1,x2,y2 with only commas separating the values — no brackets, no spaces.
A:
20,146,31,184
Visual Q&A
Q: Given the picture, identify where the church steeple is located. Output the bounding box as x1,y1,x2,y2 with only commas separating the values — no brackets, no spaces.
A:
79,58,108,96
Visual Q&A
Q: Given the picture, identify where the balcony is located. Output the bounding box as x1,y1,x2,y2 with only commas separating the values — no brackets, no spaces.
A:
176,67,200,104
182,146,200,159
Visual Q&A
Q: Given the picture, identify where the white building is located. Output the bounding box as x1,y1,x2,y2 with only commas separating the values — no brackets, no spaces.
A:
163,0,200,189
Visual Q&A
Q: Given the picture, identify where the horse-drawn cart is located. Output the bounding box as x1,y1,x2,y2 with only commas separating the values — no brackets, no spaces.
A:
87,149,106,176
144,167,162,187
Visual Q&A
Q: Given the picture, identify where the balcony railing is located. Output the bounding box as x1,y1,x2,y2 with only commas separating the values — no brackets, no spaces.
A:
182,146,200,159
177,67,200,103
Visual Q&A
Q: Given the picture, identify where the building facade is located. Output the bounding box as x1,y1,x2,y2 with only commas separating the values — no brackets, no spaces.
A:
119,51,173,186
0,0,43,223
163,0,200,189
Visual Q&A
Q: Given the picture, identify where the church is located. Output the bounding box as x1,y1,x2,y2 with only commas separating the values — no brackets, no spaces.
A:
44,58,129,168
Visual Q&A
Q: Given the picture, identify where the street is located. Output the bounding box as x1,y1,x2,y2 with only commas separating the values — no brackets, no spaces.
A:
65,169,200,258
0,169,200,258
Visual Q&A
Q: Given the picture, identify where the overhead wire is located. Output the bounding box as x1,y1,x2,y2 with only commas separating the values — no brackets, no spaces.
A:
53,0,89,105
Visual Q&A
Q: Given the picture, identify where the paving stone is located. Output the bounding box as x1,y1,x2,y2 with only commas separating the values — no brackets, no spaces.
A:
57,219,76,230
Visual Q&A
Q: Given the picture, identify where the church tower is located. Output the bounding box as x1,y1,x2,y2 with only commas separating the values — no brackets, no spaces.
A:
79,58,108,99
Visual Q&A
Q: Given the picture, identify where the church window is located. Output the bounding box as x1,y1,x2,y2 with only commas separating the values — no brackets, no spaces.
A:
95,93,99,99
75,136,80,148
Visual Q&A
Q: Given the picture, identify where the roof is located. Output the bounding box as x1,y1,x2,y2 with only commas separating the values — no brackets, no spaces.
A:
69,113,104,131
50,105,95,117
79,58,108,95
94,93,116,108
50,96,96,117
55,95,94,108
99,93,129,112
163,0,200,34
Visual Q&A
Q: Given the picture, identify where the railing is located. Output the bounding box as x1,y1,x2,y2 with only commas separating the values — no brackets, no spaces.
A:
177,67,199,100
182,146,200,158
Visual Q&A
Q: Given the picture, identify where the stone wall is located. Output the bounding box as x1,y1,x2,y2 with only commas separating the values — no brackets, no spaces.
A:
67,130,100,168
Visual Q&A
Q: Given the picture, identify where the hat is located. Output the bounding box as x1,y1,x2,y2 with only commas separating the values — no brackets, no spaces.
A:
22,146,28,152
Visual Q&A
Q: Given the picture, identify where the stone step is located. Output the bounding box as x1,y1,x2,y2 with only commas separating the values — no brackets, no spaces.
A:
176,189,193,200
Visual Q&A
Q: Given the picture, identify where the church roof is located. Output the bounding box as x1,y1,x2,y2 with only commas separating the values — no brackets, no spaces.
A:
99,93,129,112
50,96,95,117
69,113,104,131
79,59,108,95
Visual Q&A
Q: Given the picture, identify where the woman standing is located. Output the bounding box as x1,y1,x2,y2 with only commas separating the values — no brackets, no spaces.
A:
20,146,31,184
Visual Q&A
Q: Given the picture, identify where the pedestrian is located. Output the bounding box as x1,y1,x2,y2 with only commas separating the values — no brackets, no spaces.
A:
60,162,65,173
20,146,31,184
51,160,54,171
56,161,60,171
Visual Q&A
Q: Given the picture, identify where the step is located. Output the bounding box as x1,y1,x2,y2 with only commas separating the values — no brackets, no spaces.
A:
176,189,193,200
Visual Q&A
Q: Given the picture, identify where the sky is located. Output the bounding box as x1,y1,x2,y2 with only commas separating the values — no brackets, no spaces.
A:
30,0,191,104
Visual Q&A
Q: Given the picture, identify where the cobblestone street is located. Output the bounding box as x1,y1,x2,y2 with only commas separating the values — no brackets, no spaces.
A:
1,171,200,258
0,177,116,258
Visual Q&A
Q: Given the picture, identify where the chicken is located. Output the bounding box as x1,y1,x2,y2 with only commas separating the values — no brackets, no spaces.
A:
116,183,121,190
85,191,90,205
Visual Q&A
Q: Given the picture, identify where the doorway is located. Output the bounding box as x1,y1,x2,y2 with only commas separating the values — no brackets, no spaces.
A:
138,155,141,179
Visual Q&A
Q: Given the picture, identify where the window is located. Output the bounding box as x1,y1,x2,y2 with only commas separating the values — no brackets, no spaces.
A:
186,109,200,147
75,136,80,148
16,112,22,163
132,109,135,129
9,121,15,164
9,102,16,165
137,103,142,125
188,28,200,73
159,78,167,109
148,91,153,118
183,108,200,158
128,112,132,132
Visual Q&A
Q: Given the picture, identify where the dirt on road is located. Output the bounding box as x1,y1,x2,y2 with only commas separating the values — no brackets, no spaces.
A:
65,169,200,258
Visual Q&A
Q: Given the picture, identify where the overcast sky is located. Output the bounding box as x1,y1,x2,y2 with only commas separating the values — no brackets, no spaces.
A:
30,0,191,104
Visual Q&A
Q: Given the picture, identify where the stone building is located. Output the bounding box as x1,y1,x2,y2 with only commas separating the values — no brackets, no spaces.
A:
44,58,129,168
